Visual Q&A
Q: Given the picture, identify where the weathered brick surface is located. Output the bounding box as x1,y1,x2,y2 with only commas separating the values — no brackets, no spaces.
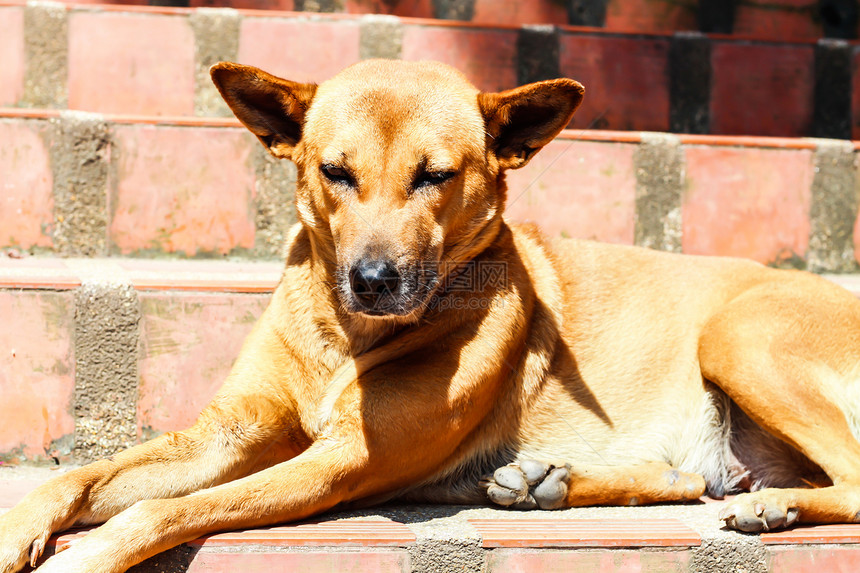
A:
669,32,711,135
137,292,270,440
558,34,671,132
814,40,852,140
682,145,814,265
251,145,299,259
360,14,403,60
768,545,860,573
0,120,54,250
185,550,411,572
191,0,293,8
808,140,857,272
0,6,25,107
605,0,697,33
505,139,637,245
486,548,691,572
401,24,518,93
734,0,823,41
109,124,257,256
33,0,833,41
0,258,281,463
851,47,860,140
472,0,566,26
0,291,76,464
517,25,560,85
67,11,195,116
710,42,815,137
2,109,854,265
237,17,361,83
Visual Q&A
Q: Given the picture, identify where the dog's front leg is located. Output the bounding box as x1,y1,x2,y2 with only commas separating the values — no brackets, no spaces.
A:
30,332,513,573
0,402,296,573
32,431,421,573
0,319,309,573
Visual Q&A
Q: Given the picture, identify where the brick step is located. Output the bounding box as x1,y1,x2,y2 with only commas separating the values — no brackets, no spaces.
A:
32,0,857,42
2,257,860,466
4,108,860,268
3,468,860,572
1,2,858,137
0,257,281,464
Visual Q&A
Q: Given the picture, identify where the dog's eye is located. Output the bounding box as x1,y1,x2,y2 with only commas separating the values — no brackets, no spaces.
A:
414,170,456,191
321,164,354,186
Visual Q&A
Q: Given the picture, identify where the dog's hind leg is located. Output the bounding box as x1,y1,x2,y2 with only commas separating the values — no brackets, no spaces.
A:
482,460,706,510
699,277,860,532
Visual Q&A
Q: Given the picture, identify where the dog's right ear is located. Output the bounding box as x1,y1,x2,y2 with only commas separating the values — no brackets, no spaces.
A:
479,78,584,170
210,62,317,159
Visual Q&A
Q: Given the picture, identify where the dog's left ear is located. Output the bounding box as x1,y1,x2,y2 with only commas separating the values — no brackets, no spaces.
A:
479,79,584,170
210,62,317,159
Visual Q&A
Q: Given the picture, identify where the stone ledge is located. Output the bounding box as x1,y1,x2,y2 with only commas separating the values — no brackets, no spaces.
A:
4,467,860,573
0,257,282,292
1,3,857,136
3,110,860,267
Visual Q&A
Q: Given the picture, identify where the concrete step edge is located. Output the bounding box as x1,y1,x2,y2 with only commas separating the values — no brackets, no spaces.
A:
7,107,856,150
3,468,860,572
2,256,860,295
0,257,283,292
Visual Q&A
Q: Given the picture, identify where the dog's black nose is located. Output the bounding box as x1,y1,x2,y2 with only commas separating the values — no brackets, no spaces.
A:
349,259,401,310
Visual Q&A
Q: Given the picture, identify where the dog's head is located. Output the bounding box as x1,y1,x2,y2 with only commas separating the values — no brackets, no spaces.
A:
212,60,583,320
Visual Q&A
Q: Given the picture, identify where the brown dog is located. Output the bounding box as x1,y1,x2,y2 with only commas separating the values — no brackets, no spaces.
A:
3,59,860,572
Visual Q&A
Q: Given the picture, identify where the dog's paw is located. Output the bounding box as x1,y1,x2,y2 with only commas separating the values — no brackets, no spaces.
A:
480,460,570,510
719,490,799,533
0,520,51,573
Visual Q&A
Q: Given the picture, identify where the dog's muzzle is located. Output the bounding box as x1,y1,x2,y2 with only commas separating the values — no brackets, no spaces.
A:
342,258,437,317
348,259,401,314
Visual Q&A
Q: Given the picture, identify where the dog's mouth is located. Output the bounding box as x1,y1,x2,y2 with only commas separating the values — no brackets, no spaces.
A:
337,260,439,318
